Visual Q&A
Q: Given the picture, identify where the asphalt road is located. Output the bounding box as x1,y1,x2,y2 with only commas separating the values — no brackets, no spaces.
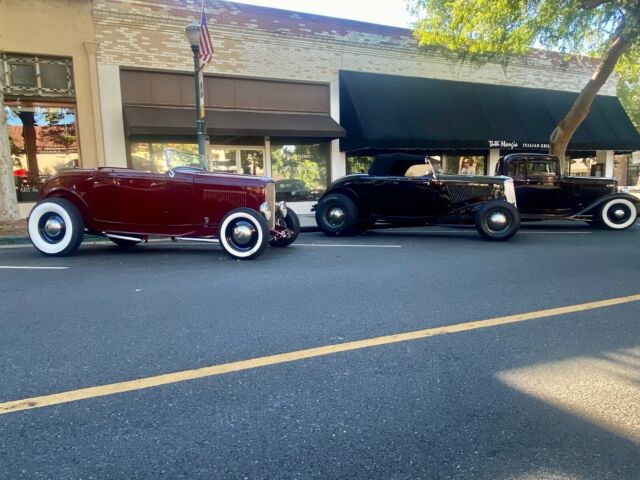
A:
1,222,639,479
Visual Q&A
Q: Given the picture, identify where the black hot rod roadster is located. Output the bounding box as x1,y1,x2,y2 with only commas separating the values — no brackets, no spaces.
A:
313,153,520,241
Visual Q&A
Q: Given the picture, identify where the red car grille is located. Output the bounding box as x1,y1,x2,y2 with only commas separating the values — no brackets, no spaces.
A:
203,189,248,205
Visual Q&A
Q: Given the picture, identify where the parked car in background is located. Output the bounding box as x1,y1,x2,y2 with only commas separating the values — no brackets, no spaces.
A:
313,153,520,241
494,153,639,230
275,179,313,202
27,152,300,259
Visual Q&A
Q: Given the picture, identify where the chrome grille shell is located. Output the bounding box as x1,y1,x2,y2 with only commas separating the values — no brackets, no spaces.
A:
503,178,517,206
266,182,276,229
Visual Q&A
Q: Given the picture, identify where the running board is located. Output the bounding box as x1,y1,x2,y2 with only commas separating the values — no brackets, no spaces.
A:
104,233,143,242
174,237,220,244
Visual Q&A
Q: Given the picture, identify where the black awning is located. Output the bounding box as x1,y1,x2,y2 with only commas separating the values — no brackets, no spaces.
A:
339,70,640,153
123,106,345,139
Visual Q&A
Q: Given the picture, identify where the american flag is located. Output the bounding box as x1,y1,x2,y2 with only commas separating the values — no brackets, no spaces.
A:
199,2,214,64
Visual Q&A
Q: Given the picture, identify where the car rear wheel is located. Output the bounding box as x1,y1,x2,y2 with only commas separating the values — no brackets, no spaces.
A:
475,201,520,241
219,208,269,259
598,198,637,230
315,193,359,236
270,209,300,248
28,198,84,256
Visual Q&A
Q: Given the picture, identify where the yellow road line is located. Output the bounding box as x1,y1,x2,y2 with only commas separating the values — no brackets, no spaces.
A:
2,293,640,416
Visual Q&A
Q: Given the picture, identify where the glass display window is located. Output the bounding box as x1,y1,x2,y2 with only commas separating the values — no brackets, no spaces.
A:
270,142,329,202
347,155,374,175
444,155,486,175
129,142,198,172
208,146,264,175
5,102,79,202
568,157,596,177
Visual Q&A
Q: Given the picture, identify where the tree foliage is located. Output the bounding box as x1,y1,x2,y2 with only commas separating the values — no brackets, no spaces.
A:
409,0,640,157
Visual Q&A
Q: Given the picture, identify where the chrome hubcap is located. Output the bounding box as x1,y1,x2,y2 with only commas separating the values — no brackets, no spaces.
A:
488,212,508,230
232,224,253,245
327,207,345,226
44,217,64,237
612,208,626,219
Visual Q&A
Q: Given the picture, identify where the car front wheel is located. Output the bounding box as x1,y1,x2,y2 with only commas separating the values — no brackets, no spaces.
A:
219,208,269,259
315,193,359,236
270,209,300,248
475,201,520,241
598,198,637,230
28,198,85,256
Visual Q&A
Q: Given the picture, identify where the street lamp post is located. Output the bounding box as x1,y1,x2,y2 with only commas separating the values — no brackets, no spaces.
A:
185,21,206,161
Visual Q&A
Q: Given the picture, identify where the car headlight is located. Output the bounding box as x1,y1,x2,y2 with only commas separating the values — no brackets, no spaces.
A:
277,201,288,218
259,202,272,221
620,186,629,193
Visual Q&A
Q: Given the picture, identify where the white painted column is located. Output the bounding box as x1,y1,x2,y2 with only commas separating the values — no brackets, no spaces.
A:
605,150,614,178
596,150,615,177
489,149,501,176
97,64,127,168
329,79,346,181
83,42,106,167
264,136,272,177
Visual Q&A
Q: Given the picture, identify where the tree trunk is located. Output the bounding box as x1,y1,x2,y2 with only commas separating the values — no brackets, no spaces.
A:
549,26,629,164
0,62,21,222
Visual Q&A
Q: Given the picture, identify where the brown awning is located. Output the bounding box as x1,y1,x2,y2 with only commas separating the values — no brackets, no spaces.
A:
123,106,345,138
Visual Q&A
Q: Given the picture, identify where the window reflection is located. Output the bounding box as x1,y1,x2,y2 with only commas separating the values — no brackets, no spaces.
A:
6,103,79,202
130,142,198,172
270,143,328,202
347,155,374,175
443,155,486,175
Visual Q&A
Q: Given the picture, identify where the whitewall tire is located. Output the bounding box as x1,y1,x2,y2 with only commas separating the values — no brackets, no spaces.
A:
219,208,269,259
28,198,84,256
599,198,637,230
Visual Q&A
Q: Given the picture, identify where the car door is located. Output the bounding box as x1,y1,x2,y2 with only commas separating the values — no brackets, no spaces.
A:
380,165,437,219
520,158,573,214
114,170,167,229
164,170,195,231
84,168,127,227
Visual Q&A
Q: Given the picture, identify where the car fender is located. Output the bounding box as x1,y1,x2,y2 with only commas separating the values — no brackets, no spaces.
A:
575,192,640,215
312,187,362,211
39,188,91,225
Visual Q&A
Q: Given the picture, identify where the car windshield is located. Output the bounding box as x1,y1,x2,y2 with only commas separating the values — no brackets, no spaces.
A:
163,148,209,172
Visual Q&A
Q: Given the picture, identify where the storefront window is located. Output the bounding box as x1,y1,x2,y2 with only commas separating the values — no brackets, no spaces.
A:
568,157,595,177
628,164,640,187
443,155,486,175
209,148,238,173
6,104,78,202
270,143,329,202
347,155,374,175
208,147,264,175
130,142,198,172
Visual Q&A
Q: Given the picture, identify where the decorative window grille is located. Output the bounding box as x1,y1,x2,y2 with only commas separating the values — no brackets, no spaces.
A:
2,53,74,97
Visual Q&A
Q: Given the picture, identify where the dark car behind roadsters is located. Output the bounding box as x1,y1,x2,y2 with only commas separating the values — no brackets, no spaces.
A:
313,153,521,241
494,153,638,230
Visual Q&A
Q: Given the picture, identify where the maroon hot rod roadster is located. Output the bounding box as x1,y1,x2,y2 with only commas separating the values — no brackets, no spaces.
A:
27,153,300,260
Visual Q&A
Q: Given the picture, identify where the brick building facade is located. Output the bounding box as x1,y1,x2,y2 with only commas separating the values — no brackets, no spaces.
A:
3,0,639,217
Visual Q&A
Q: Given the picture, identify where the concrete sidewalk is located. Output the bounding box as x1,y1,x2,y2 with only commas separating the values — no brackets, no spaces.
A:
0,220,28,244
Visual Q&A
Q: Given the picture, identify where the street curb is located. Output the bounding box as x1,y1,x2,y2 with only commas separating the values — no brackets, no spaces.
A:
0,234,110,246
0,236,30,245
